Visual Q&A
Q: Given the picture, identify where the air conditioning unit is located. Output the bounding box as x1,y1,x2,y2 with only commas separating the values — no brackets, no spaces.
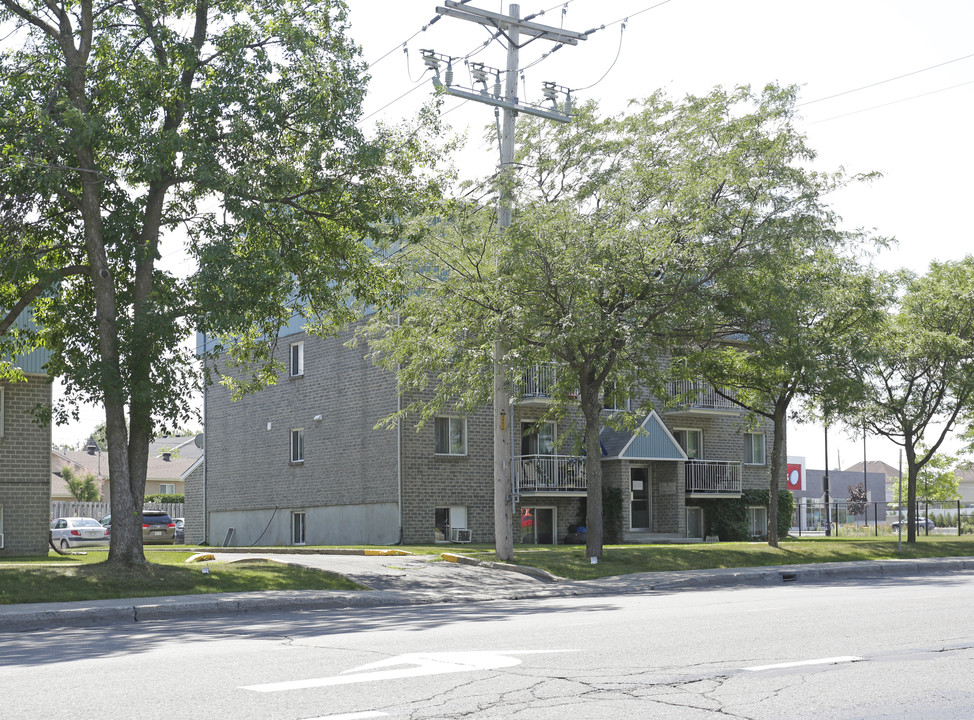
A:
450,528,472,543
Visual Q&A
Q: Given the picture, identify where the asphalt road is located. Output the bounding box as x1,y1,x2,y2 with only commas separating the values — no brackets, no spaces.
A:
3,571,973,719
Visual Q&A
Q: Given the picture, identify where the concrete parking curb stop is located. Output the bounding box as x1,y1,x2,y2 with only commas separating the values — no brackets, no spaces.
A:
2,555,973,631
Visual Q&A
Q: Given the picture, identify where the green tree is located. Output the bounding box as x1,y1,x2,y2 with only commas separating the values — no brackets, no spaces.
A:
364,86,856,559
1,0,444,567
843,258,974,542
686,248,891,547
62,466,101,502
890,445,960,504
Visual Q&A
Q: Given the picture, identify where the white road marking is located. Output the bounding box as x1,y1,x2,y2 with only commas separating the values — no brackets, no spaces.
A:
242,650,578,693
744,655,863,672
307,713,388,720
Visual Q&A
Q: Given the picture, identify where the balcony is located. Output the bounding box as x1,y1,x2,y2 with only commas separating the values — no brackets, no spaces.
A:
516,454,587,494
685,460,742,496
667,380,741,414
515,364,577,405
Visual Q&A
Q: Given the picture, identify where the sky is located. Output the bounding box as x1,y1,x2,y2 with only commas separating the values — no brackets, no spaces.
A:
53,0,974,470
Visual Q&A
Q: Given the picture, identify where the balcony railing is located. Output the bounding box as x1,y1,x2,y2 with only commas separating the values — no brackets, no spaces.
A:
515,364,577,403
685,460,742,495
516,454,586,493
668,380,740,412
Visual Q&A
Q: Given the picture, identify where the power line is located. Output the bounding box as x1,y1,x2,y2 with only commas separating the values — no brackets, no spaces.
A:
806,78,974,125
360,74,432,124
799,51,974,107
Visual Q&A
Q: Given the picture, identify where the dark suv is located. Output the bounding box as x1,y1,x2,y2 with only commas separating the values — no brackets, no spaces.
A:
99,510,176,544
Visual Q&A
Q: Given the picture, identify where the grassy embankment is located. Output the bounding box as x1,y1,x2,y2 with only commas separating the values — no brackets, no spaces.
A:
2,536,972,604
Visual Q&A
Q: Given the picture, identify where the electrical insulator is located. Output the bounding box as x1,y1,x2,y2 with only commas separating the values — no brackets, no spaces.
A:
445,60,454,86
564,91,573,116
542,81,558,106
493,73,502,98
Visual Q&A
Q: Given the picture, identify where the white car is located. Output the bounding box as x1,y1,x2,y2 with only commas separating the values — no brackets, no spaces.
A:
50,517,109,549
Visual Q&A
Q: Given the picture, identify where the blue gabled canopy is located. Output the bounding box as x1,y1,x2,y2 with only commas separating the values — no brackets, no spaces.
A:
600,410,686,461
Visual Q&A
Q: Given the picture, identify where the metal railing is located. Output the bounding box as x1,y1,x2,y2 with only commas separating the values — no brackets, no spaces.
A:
790,500,972,537
667,380,740,412
515,364,577,401
515,454,586,492
685,460,743,494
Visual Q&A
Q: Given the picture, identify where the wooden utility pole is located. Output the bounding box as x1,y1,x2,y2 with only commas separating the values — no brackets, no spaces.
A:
431,2,584,560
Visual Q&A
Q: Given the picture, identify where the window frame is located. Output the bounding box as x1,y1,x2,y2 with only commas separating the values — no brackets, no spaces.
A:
747,505,768,539
291,511,307,545
744,432,766,465
290,428,305,463
674,428,703,460
434,416,467,456
159,483,176,495
520,420,556,456
289,341,304,378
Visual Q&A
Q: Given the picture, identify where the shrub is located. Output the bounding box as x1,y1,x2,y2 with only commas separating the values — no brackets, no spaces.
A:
145,493,184,504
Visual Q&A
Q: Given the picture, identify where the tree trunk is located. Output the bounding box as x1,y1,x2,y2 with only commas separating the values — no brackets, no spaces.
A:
581,384,604,559
768,408,787,548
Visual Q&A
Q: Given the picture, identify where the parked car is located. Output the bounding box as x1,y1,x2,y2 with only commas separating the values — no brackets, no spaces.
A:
174,517,185,544
890,516,935,531
99,510,176,544
50,517,109,549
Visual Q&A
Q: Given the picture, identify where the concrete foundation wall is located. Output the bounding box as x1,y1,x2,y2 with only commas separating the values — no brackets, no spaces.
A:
209,502,400,547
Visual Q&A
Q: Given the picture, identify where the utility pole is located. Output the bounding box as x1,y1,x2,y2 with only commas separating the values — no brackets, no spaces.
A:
428,2,585,561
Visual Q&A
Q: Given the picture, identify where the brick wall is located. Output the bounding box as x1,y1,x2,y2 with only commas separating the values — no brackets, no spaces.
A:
203,323,400,544
0,376,53,556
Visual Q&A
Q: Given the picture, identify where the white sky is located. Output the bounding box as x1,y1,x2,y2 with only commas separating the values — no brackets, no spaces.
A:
54,0,974,470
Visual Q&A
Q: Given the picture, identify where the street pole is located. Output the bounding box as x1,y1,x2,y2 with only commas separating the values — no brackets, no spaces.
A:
824,424,831,537
492,5,519,563
430,2,585,561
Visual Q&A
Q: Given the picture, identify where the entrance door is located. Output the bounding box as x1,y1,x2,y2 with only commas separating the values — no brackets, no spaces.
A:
630,468,650,529
519,507,556,544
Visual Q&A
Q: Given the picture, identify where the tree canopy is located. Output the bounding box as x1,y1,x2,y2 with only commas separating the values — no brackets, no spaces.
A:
685,246,891,546
1,0,445,565
838,257,974,541
364,85,860,558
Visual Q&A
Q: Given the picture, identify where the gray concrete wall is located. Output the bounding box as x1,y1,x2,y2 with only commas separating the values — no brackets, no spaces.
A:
0,376,52,556
209,502,400,546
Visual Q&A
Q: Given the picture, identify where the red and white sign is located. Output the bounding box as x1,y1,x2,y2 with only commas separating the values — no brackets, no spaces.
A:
786,457,805,492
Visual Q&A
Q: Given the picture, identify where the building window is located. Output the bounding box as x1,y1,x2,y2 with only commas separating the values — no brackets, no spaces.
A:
434,417,466,456
748,506,768,538
744,432,766,465
159,483,175,495
602,383,631,412
292,511,306,545
434,506,468,542
289,341,304,378
674,429,703,460
290,428,305,463
521,421,556,456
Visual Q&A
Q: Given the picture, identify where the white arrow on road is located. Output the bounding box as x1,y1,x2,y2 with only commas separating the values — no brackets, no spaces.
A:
241,650,578,693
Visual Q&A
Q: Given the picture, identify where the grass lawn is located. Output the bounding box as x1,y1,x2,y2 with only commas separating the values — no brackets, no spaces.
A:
0,549,363,605
2,536,972,604
426,535,974,581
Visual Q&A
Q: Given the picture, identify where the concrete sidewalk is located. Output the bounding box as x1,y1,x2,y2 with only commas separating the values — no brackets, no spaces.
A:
2,552,973,631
